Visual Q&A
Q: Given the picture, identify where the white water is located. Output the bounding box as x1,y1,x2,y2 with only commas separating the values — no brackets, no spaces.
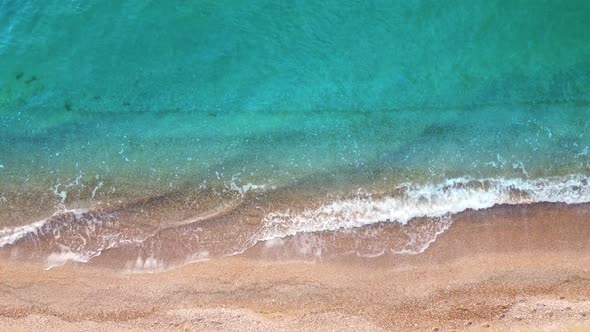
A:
2,175,590,268
0,209,87,247
259,175,590,240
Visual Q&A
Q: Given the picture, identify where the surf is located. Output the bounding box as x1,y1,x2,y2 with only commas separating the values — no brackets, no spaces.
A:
2,174,590,270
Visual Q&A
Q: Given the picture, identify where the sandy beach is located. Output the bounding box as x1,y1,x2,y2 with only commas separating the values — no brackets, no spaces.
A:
1,202,589,331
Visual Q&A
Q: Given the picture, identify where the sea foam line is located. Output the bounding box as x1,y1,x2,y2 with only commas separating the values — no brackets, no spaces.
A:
258,175,590,241
2,175,590,267
0,209,88,247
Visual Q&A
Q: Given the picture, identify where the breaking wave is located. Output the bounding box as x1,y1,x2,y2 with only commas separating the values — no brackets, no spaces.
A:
1,175,589,269
259,175,590,240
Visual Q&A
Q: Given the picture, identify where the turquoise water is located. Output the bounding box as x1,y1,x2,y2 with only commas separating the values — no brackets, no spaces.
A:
1,0,590,226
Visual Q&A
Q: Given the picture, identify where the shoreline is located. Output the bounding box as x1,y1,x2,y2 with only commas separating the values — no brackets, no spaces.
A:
1,203,590,331
2,174,590,271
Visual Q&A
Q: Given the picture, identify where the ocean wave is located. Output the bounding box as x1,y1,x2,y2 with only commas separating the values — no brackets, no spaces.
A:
0,209,140,268
259,175,590,240
2,175,589,268
0,209,87,247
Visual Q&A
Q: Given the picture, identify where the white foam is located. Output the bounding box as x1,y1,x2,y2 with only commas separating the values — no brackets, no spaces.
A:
91,181,104,199
0,209,87,247
241,183,267,194
0,219,48,247
45,250,99,270
227,176,268,196
259,175,590,241
125,255,168,273
394,215,453,255
4,175,590,267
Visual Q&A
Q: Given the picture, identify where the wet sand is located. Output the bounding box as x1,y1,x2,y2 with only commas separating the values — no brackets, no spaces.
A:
1,203,590,331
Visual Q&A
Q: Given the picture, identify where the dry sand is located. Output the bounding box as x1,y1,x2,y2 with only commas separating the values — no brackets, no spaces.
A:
1,203,590,331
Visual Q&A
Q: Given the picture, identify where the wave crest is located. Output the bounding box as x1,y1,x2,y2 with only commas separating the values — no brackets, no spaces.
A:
1,175,589,269
259,175,590,240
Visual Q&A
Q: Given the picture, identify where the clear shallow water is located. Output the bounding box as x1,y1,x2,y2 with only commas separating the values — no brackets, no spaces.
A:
1,0,590,269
